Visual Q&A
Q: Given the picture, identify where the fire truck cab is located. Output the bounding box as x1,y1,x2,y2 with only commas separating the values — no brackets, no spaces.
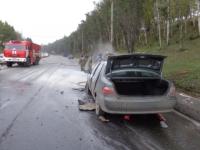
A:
3,40,41,67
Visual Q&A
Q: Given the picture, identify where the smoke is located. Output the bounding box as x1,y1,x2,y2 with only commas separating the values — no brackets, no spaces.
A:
84,41,115,71
93,42,114,55
91,41,115,61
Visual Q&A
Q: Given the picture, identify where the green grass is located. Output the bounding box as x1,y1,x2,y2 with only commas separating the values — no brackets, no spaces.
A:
137,39,200,97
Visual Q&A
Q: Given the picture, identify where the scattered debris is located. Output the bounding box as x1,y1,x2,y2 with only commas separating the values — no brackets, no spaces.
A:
78,99,85,105
160,121,168,128
78,98,110,122
72,88,85,92
98,116,110,122
157,113,166,122
78,99,96,111
78,98,94,104
157,113,168,128
77,81,86,86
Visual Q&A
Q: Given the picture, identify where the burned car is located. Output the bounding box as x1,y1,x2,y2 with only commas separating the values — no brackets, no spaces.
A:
86,54,176,115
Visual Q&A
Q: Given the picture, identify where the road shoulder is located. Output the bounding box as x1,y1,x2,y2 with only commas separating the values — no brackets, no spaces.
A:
176,93,200,122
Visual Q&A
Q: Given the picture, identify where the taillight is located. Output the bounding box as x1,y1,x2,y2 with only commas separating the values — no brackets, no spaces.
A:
102,87,113,95
168,84,176,97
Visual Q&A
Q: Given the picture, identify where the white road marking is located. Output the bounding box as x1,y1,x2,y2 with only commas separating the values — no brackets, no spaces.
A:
173,110,200,128
125,123,161,150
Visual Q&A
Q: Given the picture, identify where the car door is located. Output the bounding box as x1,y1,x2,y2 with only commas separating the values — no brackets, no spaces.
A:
90,63,104,96
87,63,100,91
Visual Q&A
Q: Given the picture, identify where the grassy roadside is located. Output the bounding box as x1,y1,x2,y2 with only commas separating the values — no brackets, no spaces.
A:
137,38,200,97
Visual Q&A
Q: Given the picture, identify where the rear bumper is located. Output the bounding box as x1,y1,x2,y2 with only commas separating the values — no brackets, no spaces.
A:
4,57,26,62
99,95,176,114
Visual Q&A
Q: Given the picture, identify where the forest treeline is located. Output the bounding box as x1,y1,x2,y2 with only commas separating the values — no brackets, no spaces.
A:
43,0,200,55
0,20,22,52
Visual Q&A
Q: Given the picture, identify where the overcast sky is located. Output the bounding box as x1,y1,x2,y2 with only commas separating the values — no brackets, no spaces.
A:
0,0,100,45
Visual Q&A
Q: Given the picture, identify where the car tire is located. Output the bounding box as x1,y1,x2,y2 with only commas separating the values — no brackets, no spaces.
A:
96,103,105,116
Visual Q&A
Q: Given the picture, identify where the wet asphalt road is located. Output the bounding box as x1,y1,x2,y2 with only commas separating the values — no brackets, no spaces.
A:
0,55,200,150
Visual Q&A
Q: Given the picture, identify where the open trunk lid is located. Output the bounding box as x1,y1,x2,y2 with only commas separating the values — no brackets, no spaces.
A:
106,54,166,75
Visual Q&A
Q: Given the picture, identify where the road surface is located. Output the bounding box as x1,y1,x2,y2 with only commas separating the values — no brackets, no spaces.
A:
0,55,200,150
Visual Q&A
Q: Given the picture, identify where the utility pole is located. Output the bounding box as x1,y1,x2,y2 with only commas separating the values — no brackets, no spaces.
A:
81,20,85,55
110,0,114,47
81,30,84,54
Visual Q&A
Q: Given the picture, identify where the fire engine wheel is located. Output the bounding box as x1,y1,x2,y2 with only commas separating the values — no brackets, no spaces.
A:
33,57,40,65
25,57,31,67
35,57,40,65
6,62,13,67
17,63,23,67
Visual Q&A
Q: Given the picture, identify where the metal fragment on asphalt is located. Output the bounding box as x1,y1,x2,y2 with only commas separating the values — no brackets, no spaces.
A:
78,99,96,111
98,116,110,122
160,121,168,128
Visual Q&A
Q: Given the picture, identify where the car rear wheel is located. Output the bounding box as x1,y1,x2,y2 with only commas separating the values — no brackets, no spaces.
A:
96,103,105,116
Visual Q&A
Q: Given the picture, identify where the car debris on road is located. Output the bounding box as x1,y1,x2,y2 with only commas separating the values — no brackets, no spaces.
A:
78,99,96,111
78,99,110,122
98,116,110,122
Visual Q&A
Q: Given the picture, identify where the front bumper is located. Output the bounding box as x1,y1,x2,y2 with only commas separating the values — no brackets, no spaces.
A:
99,95,176,114
4,57,26,62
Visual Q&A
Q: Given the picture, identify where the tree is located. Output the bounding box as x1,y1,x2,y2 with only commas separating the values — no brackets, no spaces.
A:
155,0,162,48
115,0,142,53
196,0,200,35
0,20,21,52
43,0,200,55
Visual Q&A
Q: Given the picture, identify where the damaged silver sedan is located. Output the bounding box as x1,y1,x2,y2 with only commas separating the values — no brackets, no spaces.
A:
86,54,176,115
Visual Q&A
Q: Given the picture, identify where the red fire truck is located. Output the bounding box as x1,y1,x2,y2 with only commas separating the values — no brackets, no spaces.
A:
3,40,41,67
